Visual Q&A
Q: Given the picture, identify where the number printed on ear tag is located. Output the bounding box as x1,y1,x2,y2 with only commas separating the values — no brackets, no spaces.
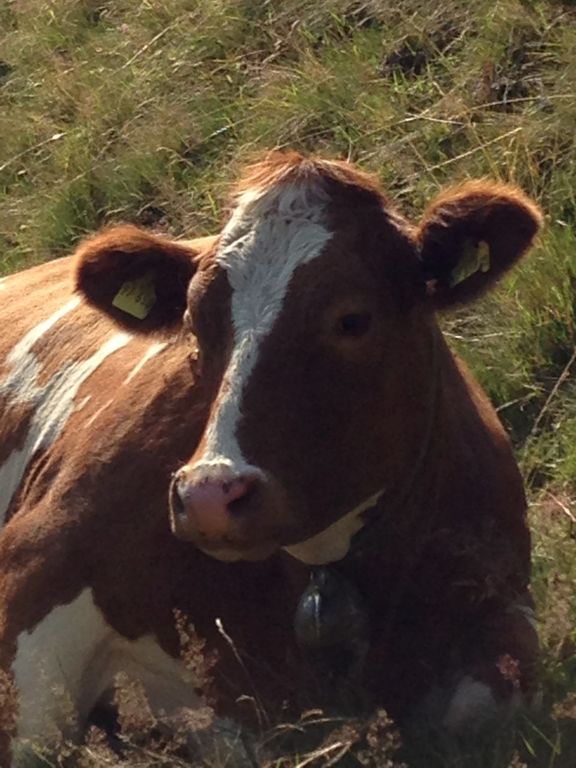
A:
112,273,156,320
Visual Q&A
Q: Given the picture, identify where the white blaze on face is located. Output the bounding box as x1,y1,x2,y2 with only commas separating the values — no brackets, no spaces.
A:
0,298,131,522
193,182,332,477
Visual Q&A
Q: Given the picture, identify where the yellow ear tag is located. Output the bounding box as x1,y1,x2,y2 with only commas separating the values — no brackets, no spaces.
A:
112,272,156,320
450,240,491,287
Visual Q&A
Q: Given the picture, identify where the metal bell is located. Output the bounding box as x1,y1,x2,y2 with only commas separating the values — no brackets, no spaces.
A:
294,566,369,679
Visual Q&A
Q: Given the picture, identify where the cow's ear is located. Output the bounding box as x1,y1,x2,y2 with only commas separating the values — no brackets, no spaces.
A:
74,225,202,332
418,181,542,309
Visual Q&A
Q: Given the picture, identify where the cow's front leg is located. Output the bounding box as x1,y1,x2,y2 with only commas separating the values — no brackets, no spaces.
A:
0,516,93,764
8,587,246,764
11,588,111,760
5,586,252,766
0,526,194,763
441,595,539,732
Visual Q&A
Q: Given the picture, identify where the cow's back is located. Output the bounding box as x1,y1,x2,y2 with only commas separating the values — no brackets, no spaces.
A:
0,245,245,652
0,257,222,754
0,258,204,529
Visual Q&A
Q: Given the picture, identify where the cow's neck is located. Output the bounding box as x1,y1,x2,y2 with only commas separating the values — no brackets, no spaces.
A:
347,322,443,559
290,324,444,676
291,323,525,679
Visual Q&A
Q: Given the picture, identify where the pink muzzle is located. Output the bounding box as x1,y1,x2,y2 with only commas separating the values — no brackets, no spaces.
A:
169,467,258,542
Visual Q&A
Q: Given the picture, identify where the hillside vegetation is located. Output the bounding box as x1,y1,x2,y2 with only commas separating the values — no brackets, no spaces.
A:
1,0,576,766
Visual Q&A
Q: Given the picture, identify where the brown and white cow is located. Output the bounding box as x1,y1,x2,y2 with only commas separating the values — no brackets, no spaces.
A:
0,151,541,763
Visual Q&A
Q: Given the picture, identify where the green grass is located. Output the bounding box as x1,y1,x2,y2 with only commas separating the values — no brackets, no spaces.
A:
2,0,576,765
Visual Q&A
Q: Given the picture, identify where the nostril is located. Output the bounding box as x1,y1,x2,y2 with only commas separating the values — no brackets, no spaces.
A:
224,476,258,514
169,468,262,538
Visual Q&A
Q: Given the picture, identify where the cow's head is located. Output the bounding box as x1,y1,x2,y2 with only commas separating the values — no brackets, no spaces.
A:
75,152,542,564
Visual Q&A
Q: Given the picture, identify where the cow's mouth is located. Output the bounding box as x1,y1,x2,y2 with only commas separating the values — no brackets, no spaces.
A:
169,494,284,561
193,494,382,565
194,538,279,563
170,468,383,565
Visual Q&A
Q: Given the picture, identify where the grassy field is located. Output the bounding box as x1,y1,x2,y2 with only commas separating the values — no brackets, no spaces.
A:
1,0,576,765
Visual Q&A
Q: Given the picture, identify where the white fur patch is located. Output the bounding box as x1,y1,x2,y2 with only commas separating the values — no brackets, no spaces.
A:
78,341,165,429
86,398,114,427
75,394,92,412
0,300,130,522
192,183,332,478
13,588,199,755
7,298,81,373
443,676,498,731
284,489,384,565
124,341,167,385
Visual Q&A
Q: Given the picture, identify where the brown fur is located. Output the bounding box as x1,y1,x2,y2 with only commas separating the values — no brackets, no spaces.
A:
0,152,542,762
233,150,388,203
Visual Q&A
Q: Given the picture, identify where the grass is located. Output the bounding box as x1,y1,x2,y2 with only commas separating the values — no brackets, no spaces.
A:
1,0,576,765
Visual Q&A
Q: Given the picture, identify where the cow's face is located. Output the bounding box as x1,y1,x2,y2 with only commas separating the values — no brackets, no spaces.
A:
172,179,431,563
76,153,542,564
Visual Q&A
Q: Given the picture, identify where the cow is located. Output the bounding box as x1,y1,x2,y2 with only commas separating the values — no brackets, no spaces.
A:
0,151,542,764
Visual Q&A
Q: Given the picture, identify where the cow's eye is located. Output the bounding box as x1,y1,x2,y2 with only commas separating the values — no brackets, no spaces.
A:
335,312,372,338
